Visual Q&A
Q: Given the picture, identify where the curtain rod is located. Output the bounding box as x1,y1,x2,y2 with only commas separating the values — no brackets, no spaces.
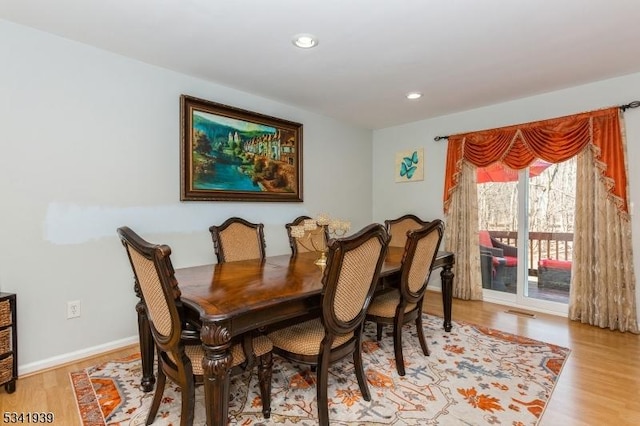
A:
433,100,640,141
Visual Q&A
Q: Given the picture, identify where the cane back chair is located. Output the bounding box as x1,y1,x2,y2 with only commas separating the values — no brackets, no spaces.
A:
209,217,266,263
366,219,444,376
268,223,389,426
117,226,273,425
384,214,430,248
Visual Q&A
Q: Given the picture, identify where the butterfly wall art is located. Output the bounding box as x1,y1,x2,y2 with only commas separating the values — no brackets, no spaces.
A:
395,148,424,182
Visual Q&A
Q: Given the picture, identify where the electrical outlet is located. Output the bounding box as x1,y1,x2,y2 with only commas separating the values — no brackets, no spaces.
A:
67,300,81,319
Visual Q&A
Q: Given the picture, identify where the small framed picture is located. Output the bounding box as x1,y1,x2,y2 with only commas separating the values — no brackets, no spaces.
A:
395,148,424,182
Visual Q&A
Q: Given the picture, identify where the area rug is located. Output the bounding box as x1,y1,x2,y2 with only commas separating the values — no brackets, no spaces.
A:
70,315,570,425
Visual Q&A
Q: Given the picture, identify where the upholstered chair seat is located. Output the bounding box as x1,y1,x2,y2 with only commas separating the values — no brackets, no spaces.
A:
268,318,353,356
367,289,417,317
170,335,273,375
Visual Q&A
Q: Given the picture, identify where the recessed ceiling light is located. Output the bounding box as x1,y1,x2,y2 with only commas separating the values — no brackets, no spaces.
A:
406,92,422,100
292,33,318,49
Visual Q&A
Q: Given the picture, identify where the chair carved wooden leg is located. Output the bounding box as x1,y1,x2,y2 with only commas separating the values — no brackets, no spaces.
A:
416,306,430,356
353,333,371,401
180,376,195,426
317,351,331,426
376,323,384,341
146,358,166,425
393,314,406,376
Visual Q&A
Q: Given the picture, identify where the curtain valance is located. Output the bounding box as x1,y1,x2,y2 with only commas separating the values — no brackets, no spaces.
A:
443,107,627,216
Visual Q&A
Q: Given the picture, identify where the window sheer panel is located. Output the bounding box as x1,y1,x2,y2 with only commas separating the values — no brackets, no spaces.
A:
443,161,483,301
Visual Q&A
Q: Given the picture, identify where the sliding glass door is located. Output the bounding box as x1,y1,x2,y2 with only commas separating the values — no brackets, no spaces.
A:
477,159,575,314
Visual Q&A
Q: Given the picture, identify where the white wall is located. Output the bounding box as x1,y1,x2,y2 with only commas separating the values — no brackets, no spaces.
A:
0,20,373,373
373,72,640,323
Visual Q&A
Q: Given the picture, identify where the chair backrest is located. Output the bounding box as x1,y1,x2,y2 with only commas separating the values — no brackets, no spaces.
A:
209,217,266,263
117,226,182,353
385,214,430,248
285,215,329,255
400,219,445,304
321,223,389,335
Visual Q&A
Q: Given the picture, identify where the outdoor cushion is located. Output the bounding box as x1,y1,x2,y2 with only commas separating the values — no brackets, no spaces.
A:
479,230,493,248
539,258,572,270
492,256,505,267
504,256,518,267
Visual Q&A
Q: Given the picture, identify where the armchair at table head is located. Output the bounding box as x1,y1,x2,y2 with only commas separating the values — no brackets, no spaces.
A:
117,226,273,424
384,214,430,248
268,223,389,426
366,219,444,376
209,217,266,263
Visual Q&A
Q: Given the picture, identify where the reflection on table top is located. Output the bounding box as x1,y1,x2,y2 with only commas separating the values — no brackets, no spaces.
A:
174,247,453,319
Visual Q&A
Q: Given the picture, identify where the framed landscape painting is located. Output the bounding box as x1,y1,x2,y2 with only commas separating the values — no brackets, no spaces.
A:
180,95,303,201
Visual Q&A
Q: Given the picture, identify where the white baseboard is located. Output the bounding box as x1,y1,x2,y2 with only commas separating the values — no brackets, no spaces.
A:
18,335,139,376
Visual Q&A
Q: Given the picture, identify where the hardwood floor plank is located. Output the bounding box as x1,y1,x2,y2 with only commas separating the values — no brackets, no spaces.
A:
1,293,638,425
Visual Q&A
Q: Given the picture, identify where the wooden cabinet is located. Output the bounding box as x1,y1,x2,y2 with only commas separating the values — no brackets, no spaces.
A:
0,293,16,393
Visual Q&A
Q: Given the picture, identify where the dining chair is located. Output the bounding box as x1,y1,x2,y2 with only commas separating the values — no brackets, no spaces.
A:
117,226,273,425
366,219,444,376
267,223,389,426
209,217,266,262
384,213,430,248
285,215,329,255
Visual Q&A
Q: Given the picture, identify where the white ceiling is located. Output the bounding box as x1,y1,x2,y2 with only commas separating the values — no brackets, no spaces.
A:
2,0,640,129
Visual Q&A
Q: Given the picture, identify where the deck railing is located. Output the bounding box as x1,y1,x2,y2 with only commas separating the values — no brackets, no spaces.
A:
489,231,573,276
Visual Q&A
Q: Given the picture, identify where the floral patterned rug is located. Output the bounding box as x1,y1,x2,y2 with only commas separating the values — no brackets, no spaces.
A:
70,315,570,425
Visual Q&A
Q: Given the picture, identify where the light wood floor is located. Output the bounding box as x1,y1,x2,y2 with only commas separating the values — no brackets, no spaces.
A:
1,292,639,425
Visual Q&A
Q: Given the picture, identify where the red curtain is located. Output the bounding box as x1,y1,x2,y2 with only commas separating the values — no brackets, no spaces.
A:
443,107,627,216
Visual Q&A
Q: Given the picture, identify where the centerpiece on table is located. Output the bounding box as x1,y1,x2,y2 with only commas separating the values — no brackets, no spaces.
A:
289,213,350,265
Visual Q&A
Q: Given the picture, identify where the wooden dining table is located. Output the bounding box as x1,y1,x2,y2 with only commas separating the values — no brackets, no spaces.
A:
134,246,454,425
